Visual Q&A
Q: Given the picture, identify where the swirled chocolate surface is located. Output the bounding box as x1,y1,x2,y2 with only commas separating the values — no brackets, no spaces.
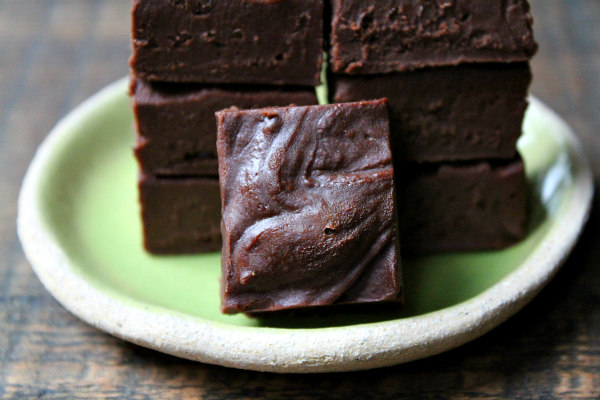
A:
216,99,402,314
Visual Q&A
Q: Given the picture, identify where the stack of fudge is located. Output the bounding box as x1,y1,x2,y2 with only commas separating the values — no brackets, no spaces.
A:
130,0,323,254
129,0,538,313
329,0,537,254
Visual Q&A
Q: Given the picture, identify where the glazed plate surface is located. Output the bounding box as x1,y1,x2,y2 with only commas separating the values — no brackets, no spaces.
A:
18,78,593,372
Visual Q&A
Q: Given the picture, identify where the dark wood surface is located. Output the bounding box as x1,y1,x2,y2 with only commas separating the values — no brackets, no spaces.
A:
1,0,599,398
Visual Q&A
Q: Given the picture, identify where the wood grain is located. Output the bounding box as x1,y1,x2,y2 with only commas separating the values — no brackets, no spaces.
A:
1,0,599,398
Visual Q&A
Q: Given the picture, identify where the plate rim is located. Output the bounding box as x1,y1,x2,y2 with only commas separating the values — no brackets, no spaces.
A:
17,77,594,373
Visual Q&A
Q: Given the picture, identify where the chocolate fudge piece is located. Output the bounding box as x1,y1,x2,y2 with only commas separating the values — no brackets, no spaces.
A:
132,79,318,177
131,0,323,86
399,158,528,255
139,174,221,254
330,0,538,75
332,63,532,162
216,99,402,314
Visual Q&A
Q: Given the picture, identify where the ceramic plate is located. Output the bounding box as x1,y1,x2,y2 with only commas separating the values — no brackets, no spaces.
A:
18,78,593,373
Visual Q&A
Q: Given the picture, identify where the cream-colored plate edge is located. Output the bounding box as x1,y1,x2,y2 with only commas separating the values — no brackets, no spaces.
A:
18,78,594,373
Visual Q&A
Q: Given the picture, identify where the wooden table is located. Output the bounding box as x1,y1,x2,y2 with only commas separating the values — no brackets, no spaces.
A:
1,1,598,398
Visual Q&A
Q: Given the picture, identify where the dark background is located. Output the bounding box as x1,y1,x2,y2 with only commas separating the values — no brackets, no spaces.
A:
1,0,599,398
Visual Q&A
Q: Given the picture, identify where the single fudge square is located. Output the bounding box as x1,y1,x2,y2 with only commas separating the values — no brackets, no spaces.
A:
216,99,402,314
131,0,323,86
132,79,318,177
330,0,538,75
139,174,221,254
332,63,532,162
399,158,528,255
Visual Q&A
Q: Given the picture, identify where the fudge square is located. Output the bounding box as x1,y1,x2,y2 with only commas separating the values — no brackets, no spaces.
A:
216,99,402,314
332,63,532,162
132,79,318,177
399,157,528,255
131,0,323,86
138,174,221,254
330,0,538,75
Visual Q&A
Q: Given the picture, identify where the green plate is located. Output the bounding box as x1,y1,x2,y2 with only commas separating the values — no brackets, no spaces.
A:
18,78,593,372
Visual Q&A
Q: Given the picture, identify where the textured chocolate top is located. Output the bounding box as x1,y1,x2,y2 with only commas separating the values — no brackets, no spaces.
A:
330,0,538,74
131,0,323,85
216,99,401,313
